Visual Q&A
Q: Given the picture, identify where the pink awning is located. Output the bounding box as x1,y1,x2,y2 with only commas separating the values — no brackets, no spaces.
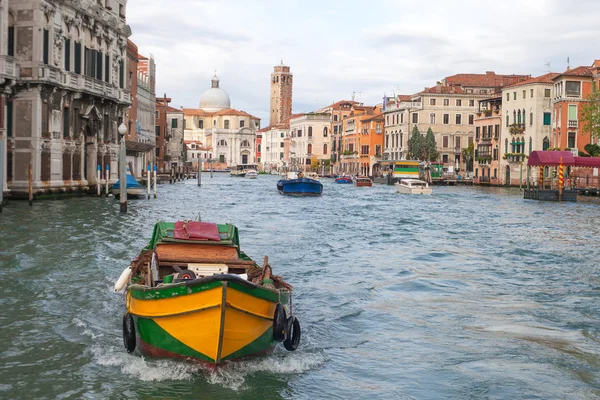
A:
574,157,600,168
527,151,575,166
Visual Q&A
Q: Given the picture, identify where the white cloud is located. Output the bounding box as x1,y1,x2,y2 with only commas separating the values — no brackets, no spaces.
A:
127,0,600,124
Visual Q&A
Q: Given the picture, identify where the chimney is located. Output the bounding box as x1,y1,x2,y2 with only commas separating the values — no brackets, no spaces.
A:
436,81,441,93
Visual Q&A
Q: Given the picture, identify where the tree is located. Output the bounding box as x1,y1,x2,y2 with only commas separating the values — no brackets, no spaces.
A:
407,126,424,160
311,155,319,172
581,83,600,141
462,142,474,173
584,143,600,157
423,128,439,162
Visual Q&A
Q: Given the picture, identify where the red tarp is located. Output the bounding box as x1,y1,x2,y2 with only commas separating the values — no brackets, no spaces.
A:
173,221,221,241
527,151,575,166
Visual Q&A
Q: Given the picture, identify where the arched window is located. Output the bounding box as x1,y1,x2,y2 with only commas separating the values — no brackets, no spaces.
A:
308,127,313,137
307,143,312,154
323,143,328,155
522,109,526,126
241,140,250,147
218,139,227,146
506,112,509,127
543,137,550,151
323,127,328,137
224,120,230,129
517,110,521,124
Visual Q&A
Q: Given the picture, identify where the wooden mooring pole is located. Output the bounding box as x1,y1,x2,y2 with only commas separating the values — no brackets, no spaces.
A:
28,163,33,206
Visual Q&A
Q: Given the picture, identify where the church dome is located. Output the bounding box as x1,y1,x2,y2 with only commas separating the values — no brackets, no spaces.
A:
199,75,231,112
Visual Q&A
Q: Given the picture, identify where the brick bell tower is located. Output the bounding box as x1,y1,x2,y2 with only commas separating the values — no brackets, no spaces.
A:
269,61,293,126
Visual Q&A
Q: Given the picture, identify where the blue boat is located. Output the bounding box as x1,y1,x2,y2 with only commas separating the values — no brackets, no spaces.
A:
277,172,323,196
111,174,147,199
335,176,352,184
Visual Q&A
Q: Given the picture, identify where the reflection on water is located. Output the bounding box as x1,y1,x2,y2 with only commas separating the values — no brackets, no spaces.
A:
1,174,599,399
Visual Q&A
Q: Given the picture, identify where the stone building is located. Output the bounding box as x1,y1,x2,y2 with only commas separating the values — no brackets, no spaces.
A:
133,52,155,176
317,100,359,174
288,112,331,172
0,0,20,198
269,61,292,127
473,96,503,185
258,125,288,172
499,73,558,186
5,0,132,197
155,94,171,172
165,105,185,168
383,72,529,173
183,74,260,169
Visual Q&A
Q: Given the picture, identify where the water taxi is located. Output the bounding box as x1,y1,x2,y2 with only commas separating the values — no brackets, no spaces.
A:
277,172,323,196
354,177,373,187
245,170,258,179
115,220,300,365
395,179,432,195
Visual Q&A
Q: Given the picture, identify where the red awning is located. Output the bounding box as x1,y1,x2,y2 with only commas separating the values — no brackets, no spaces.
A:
574,157,600,168
527,151,575,166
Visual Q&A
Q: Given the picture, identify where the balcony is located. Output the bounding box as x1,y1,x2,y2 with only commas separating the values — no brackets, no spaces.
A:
568,120,578,129
503,153,527,163
509,123,525,135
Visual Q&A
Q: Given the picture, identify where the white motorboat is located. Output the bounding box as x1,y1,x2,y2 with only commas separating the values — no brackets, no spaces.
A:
245,169,258,179
306,172,319,180
395,179,432,195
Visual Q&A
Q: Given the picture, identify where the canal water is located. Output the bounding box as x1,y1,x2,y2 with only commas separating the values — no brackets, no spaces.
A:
1,174,599,399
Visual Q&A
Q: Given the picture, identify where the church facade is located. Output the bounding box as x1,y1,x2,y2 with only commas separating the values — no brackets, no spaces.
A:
183,75,260,168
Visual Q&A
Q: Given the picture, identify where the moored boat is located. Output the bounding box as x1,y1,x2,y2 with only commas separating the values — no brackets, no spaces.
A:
115,220,300,365
395,179,432,195
111,174,146,199
335,176,352,184
277,172,323,196
354,177,373,187
245,170,258,179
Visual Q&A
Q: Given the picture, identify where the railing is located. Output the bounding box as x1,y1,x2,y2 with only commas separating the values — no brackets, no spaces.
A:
509,123,525,135
568,120,578,128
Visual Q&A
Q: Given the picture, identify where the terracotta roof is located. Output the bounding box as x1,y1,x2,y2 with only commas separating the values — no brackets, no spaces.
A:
321,100,360,110
183,108,213,116
444,72,531,88
165,105,183,113
504,72,561,88
420,86,466,94
397,95,412,102
553,66,593,79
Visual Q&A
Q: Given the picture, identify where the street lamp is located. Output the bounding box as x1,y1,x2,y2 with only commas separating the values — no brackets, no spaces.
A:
118,122,127,213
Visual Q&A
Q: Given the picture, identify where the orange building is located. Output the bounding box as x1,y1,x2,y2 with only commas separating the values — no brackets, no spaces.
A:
552,66,594,151
340,105,382,175
317,100,359,174
358,110,384,177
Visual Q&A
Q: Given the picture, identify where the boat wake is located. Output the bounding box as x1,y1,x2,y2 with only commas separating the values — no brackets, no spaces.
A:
91,344,326,390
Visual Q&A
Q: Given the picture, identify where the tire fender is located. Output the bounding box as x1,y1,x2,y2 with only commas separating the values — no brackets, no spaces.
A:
272,303,287,342
123,312,136,353
283,316,301,351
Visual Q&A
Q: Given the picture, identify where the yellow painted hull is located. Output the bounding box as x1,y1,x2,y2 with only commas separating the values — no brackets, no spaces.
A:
126,278,283,363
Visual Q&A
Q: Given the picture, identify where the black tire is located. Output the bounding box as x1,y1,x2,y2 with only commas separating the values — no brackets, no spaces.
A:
272,303,287,342
123,313,136,353
283,316,301,351
178,270,196,280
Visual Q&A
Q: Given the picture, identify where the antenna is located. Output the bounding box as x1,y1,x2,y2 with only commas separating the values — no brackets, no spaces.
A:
567,56,570,69
351,91,355,101
545,62,551,72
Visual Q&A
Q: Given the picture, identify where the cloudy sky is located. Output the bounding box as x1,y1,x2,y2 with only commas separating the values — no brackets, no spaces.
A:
128,0,600,125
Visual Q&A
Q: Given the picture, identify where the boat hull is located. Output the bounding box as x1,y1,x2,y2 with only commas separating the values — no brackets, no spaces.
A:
111,188,147,199
395,185,432,195
277,178,323,195
126,275,288,364
335,177,352,184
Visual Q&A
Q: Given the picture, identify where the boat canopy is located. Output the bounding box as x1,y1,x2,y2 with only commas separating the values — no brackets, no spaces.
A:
112,174,145,190
145,221,242,254
527,150,600,168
